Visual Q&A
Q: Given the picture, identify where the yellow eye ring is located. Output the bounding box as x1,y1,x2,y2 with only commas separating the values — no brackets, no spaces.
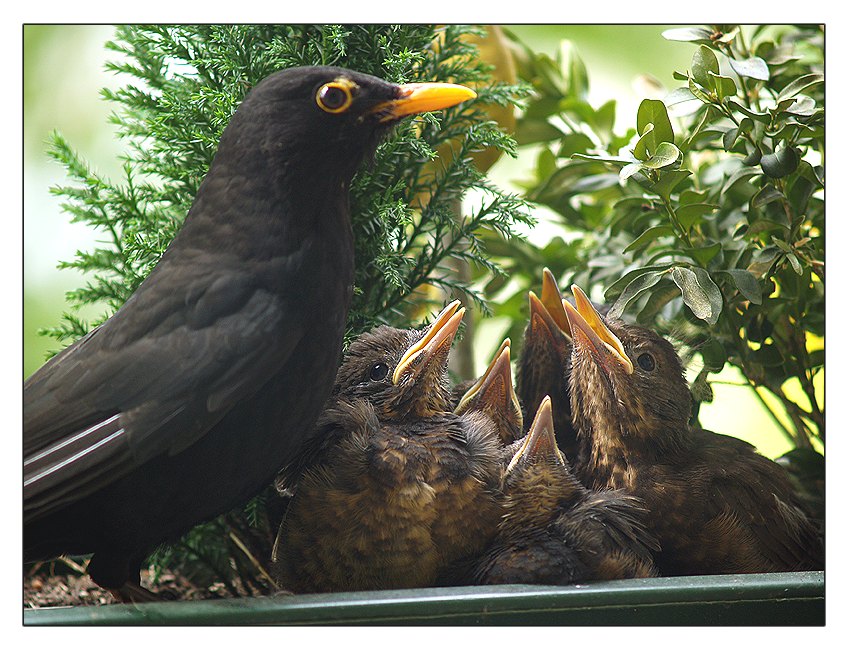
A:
316,82,354,114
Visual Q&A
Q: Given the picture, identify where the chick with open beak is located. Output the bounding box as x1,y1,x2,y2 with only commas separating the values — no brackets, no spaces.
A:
474,396,659,585
563,284,823,576
516,268,579,458
272,301,504,593
454,339,523,446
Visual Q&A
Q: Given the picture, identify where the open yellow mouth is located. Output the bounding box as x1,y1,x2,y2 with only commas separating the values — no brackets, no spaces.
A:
454,338,517,415
393,300,465,384
563,285,634,375
372,82,477,123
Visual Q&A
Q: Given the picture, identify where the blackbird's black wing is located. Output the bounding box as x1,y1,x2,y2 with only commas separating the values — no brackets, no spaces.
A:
24,258,306,522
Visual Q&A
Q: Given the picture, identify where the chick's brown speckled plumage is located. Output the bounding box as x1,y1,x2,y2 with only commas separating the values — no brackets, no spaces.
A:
272,303,503,593
564,286,824,576
475,396,658,585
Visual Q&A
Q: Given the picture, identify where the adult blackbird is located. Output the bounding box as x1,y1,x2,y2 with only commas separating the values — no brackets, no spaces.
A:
454,338,524,445
474,396,659,585
515,269,578,458
23,66,476,599
563,285,824,575
272,301,503,593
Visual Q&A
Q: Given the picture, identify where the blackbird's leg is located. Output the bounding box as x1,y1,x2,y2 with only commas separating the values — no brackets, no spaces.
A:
89,550,163,603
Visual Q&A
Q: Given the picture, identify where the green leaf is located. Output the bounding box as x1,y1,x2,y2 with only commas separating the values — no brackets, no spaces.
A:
681,241,722,266
777,73,824,101
572,152,635,165
536,147,557,180
556,133,596,157
727,99,771,123
729,56,769,81
700,338,727,372
594,99,617,138
708,71,737,101
607,271,666,319
637,99,675,146
651,169,692,200
721,117,752,151
761,146,800,178
751,185,784,209
786,252,803,275
692,45,720,87
604,263,675,300
619,161,645,182
722,166,759,194
642,142,681,169
558,40,589,99
718,269,763,304
633,123,655,161
686,78,712,108
623,225,675,253
662,27,715,43
515,119,564,145
671,266,723,324
782,95,817,117
677,203,717,230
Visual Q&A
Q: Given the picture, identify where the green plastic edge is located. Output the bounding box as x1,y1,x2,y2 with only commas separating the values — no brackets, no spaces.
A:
24,570,824,626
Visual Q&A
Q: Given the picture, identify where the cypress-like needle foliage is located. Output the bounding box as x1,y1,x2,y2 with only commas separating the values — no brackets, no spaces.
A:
38,24,532,596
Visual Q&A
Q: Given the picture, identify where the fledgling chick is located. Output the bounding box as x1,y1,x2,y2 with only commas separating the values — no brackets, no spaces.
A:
516,269,579,459
454,339,524,446
475,396,659,586
272,301,503,593
564,285,824,576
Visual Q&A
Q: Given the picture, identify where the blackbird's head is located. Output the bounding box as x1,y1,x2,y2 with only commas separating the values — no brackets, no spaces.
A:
332,301,465,420
454,339,524,445
222,66,476,182
499,396,582,533
516,269,575,436
564,285,691,449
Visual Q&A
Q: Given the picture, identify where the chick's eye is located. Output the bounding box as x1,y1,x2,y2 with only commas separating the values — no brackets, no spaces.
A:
637,353,656,371
369,362,389,381
316,82,353,113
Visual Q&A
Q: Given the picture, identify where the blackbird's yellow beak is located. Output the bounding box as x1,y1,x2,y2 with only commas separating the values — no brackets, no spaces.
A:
372,82,477,123
563,285,634,375
393,300,465,385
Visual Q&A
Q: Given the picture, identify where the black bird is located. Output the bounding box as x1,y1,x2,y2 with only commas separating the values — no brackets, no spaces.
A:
563,285,824,576
454,338,524,446
516,268,578,458
272,301,504,593
24,66,476,599
475,396,659,586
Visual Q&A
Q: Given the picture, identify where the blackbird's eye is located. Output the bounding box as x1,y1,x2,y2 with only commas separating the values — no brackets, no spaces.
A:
369,362,389,381
637,353,656,372
316,82,354,114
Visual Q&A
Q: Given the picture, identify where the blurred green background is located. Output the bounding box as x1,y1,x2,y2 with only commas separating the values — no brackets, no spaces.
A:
23,24,815,459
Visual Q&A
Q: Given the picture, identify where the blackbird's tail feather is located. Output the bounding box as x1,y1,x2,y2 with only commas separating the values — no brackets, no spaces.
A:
24,412,133,524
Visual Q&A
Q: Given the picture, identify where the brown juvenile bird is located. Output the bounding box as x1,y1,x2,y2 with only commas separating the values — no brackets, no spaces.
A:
272,301,503,593
454,338,524,446
516,268,579,458
474,396,659,586
563,285,824,576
